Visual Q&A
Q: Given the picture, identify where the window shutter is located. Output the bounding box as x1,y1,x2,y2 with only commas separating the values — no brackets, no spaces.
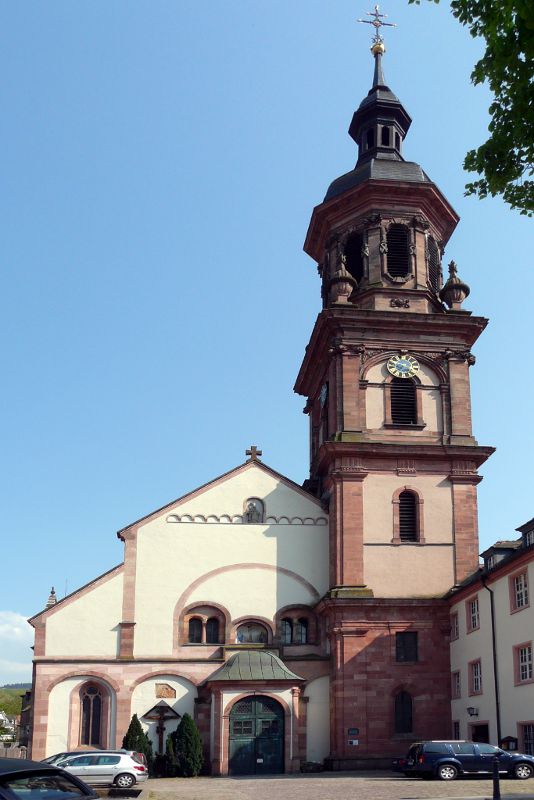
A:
391,378,417,424
387,224,410,277
428,237,440,291
399,491,417,542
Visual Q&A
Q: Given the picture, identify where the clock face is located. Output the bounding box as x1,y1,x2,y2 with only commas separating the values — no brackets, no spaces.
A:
387,354,420,379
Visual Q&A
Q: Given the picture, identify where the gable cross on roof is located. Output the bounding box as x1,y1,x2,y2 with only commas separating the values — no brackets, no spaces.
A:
246,445,262,462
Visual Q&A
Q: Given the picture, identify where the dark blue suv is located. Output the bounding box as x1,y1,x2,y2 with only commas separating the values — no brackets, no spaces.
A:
397,740,534,781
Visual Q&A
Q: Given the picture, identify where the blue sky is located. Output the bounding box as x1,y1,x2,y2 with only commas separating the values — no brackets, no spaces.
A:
0,2,531,685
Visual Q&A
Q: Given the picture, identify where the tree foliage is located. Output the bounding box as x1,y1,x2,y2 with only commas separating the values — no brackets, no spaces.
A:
167,713,203,777
122,714,154,769
409,0,534,215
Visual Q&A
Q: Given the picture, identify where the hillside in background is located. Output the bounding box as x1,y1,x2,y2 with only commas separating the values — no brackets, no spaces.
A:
0,687,27,716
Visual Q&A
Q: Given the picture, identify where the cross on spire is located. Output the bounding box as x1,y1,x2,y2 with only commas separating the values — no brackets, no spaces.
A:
246,445,262,462
357,4,397,47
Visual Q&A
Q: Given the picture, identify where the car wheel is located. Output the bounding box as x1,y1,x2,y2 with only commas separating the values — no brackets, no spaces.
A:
114,773,136,788
514,763,533,780
437,764,458,781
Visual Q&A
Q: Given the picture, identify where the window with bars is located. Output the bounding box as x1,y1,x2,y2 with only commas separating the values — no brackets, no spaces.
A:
399,491,417,542
391,378,417,425
396,631,418,662
466,597,480,632
281,618,292,644
452,671,461,698
427,236,441,291
522,723,534,755
470,660,482,694
295,618,309,644
394,691,413,734
517,644,533,682
387,224,411,277
511,572,529,611
345,232,364,284
80,685,103,747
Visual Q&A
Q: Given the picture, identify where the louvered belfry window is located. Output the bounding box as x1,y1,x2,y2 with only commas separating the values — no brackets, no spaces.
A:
427,237,440,291
391,378,417,424
387,224,410,277
399,491,417,542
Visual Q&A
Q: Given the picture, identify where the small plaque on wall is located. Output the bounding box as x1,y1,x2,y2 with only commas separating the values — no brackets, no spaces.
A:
348,739,359,746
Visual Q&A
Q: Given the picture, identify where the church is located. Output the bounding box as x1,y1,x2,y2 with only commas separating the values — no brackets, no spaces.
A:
28,18,495,775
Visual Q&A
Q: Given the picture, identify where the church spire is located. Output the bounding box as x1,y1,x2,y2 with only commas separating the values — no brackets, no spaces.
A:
350,5,410,164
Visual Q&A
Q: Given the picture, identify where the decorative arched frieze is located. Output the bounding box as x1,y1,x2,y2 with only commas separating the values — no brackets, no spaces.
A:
166,513,328,526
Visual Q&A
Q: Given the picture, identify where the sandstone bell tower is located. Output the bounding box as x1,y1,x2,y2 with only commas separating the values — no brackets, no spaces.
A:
294,16,494,768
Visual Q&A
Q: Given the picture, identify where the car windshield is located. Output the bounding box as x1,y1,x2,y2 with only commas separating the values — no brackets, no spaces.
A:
0,773,88,800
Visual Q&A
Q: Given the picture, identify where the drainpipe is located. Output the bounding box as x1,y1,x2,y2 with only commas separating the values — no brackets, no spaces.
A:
480,571,502,745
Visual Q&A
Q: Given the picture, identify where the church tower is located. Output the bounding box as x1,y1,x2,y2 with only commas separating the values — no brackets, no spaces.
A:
294,17,494,767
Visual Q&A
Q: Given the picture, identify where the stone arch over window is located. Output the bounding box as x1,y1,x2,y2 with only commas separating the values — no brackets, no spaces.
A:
243,497,265,523
67,678,113,750
392,486,425,544
180,603,228,646
384,374,424,428
394,690,413,734
274,606,317,645
386,223,411,280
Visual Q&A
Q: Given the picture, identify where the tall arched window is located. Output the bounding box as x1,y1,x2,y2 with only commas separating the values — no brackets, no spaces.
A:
295,618,309,644
345,233,364,284
394,691,413,733
206,617,220,644
387,224,410,278
80,685,103,746
281,619,292,644
399,492,417,542
188,617,202,643
391,378,417,425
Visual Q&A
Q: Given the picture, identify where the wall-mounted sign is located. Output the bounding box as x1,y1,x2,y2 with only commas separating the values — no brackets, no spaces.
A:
348,727,359,736
348,739,359,746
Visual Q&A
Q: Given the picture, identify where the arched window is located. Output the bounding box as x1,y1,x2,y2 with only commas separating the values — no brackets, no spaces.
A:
281,619,292,644
381,126,390,146
427,237,441,291
391,378,417,425
395,691,413,733
345,233,364,284
399,492,417,542
188,617,202,643
80,684,103,746
295,618,309,644
206,617,220,644
387,224,410,278
236,623,268,644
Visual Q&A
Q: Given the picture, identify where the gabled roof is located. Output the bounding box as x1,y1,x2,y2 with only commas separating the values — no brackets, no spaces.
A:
117,458,322,540
204,650,304,684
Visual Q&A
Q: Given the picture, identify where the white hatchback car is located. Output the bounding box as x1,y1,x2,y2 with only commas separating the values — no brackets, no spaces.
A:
59,752,148,788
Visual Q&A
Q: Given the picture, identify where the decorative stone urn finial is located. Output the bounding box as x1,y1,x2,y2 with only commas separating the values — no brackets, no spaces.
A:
329,253,356,304
46,587,58,608
439,260,470,310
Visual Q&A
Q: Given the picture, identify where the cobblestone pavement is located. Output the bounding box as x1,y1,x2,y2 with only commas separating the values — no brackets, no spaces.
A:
140,771,534,800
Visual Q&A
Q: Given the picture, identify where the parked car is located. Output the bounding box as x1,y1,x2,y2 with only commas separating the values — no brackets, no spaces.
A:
43,749,147,768
0,757,98,800
395,740,534,781
58,751,148,788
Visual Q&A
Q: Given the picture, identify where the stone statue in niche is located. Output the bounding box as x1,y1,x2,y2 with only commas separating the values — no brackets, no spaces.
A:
155,683,176,699
244,498,264,523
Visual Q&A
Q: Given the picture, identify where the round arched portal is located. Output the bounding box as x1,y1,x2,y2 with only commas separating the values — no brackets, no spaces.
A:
229,695,284,775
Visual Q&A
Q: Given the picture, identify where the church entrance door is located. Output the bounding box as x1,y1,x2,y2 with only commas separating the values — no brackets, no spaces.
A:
229,695,284,775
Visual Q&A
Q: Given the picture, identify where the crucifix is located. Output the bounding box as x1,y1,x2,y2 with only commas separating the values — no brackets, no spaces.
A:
143,701,180,755
357,4,397,46
246,445,262,461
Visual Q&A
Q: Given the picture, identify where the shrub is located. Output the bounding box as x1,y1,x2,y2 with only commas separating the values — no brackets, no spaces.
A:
122,714,154,770
168,713,203,777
